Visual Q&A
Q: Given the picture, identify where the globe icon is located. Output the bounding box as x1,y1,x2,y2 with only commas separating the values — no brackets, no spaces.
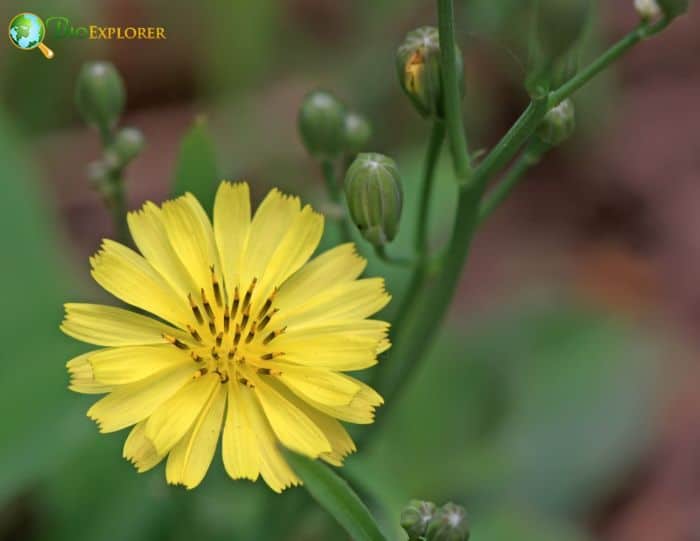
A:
8,12,54,58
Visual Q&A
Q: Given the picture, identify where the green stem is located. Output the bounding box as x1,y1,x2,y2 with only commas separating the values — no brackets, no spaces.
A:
477,139,551,225
437,0,473,185
548,17,671,107
416,121,446,255
374,245,413,268
108,170,129,244
321,159,352,242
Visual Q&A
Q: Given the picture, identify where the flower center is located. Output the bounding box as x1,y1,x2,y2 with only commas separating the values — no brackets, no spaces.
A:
163,268,286,387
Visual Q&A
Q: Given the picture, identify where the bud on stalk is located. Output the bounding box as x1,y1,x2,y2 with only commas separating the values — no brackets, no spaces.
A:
298,90,346,159
401,500,437,540
108,127,145,165
634,0,663,19
342,112,372,155
74,61,126,136
396,26,464,118
344,153,403,246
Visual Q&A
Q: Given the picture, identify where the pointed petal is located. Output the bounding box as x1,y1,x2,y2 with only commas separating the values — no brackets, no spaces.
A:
213,182,251,294
123,420,166,472
88,345,190,385
222,379,260,481
66,351,113,394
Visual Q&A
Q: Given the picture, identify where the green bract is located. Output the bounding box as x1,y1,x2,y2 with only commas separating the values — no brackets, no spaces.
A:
344,153,403,246
396,26,464,118
298,90,346,159
74,61,126,132
537,99,576,146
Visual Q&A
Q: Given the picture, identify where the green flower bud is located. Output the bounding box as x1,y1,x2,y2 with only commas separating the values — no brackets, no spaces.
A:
344,153,403,247
400,500,437,540
109,127,145,165
75,61,126,132
298,90,346,159
536,99,576,146
425,503,469,541
396,26,464,118
634,0,662,20
657,0,690,17
527,0,590,96
342,112,372,155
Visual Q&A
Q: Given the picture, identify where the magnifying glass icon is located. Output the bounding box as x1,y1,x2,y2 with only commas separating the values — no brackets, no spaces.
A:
8,13,54,59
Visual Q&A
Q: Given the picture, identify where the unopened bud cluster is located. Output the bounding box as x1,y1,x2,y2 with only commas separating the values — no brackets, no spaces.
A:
396,26,464,118
75,61,144,196
401,500,469,541
298,90,372,159
536,99,576,146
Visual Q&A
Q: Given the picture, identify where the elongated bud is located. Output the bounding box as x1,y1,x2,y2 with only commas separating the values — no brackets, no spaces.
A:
342,112,372,155
527,0,590,96
657,0,690,17
396,26,464,118
344,153,403,246
425,503,469,541
537,99,576,146
401,500,437,540
75,61,126,133
109,127,145,165
634,0,662,19
298,90,346,159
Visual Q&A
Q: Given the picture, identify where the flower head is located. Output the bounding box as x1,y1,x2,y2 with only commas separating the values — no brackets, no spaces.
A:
62,182,390,492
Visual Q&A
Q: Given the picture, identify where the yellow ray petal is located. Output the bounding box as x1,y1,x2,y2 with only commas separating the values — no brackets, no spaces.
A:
239,189,301,287
66,351,113,394
123,420,166,472
88,345,190,385
61,303,190,347
306,379,384,425
251,374,332,458
222,379,260,482
274,334,378,371
242,384,301,492
276,365,361,406
280,278,390,327
255,204,324,307
127,201,198,297
161,193,222,303
145,373,219,454
214,182,251,294
275,243,366,310
166,382,226,489
87,364,195,433
90,240,191,327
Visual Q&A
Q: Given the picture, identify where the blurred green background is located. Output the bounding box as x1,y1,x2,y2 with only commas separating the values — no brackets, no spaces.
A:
1,1,699,540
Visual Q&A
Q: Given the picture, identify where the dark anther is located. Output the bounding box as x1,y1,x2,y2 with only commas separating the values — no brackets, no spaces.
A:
243,278,257,310
231,287,240,319
233,324,241,346
187,325,203,343
224,306,230,333
211,347,220,360
245,326,256,344
191,352,204,363
188,293,204,325
208,321,217,336
163,333,189,350
216,332,223,347
211,266,223,306
201,288,215,321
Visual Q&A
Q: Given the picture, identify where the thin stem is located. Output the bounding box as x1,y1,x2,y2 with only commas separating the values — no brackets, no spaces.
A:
108,169,129,244
548,17,671,107
321,159,352,242
437,0,473,184
477,139,551,225
416,121,446,255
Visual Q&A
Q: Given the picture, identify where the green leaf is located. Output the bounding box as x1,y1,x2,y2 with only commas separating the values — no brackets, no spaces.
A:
288,454,387,541
172,116,219,212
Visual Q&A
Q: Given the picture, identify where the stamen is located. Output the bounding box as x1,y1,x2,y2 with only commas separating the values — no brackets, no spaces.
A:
257,289,277,319
227,348,236,360
210,266,223,306
261,352,283,361
233,324,241,346
257,308,279,332
245,325,256,344
194,367,208,378
211,347,220,360
223,304,230,333
186,325,203,343
242,278,257,310
163,333,189,350
201,288,215,321
191,352,204,363
188,293,204,325
216,332,223,348
230,287,240,319
241,304,250,330
208,321,217,336
263,326,286,345
238,377,255,388
218,371,229,383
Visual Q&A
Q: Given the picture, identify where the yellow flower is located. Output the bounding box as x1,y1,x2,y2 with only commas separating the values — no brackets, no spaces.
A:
61,182,390,492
